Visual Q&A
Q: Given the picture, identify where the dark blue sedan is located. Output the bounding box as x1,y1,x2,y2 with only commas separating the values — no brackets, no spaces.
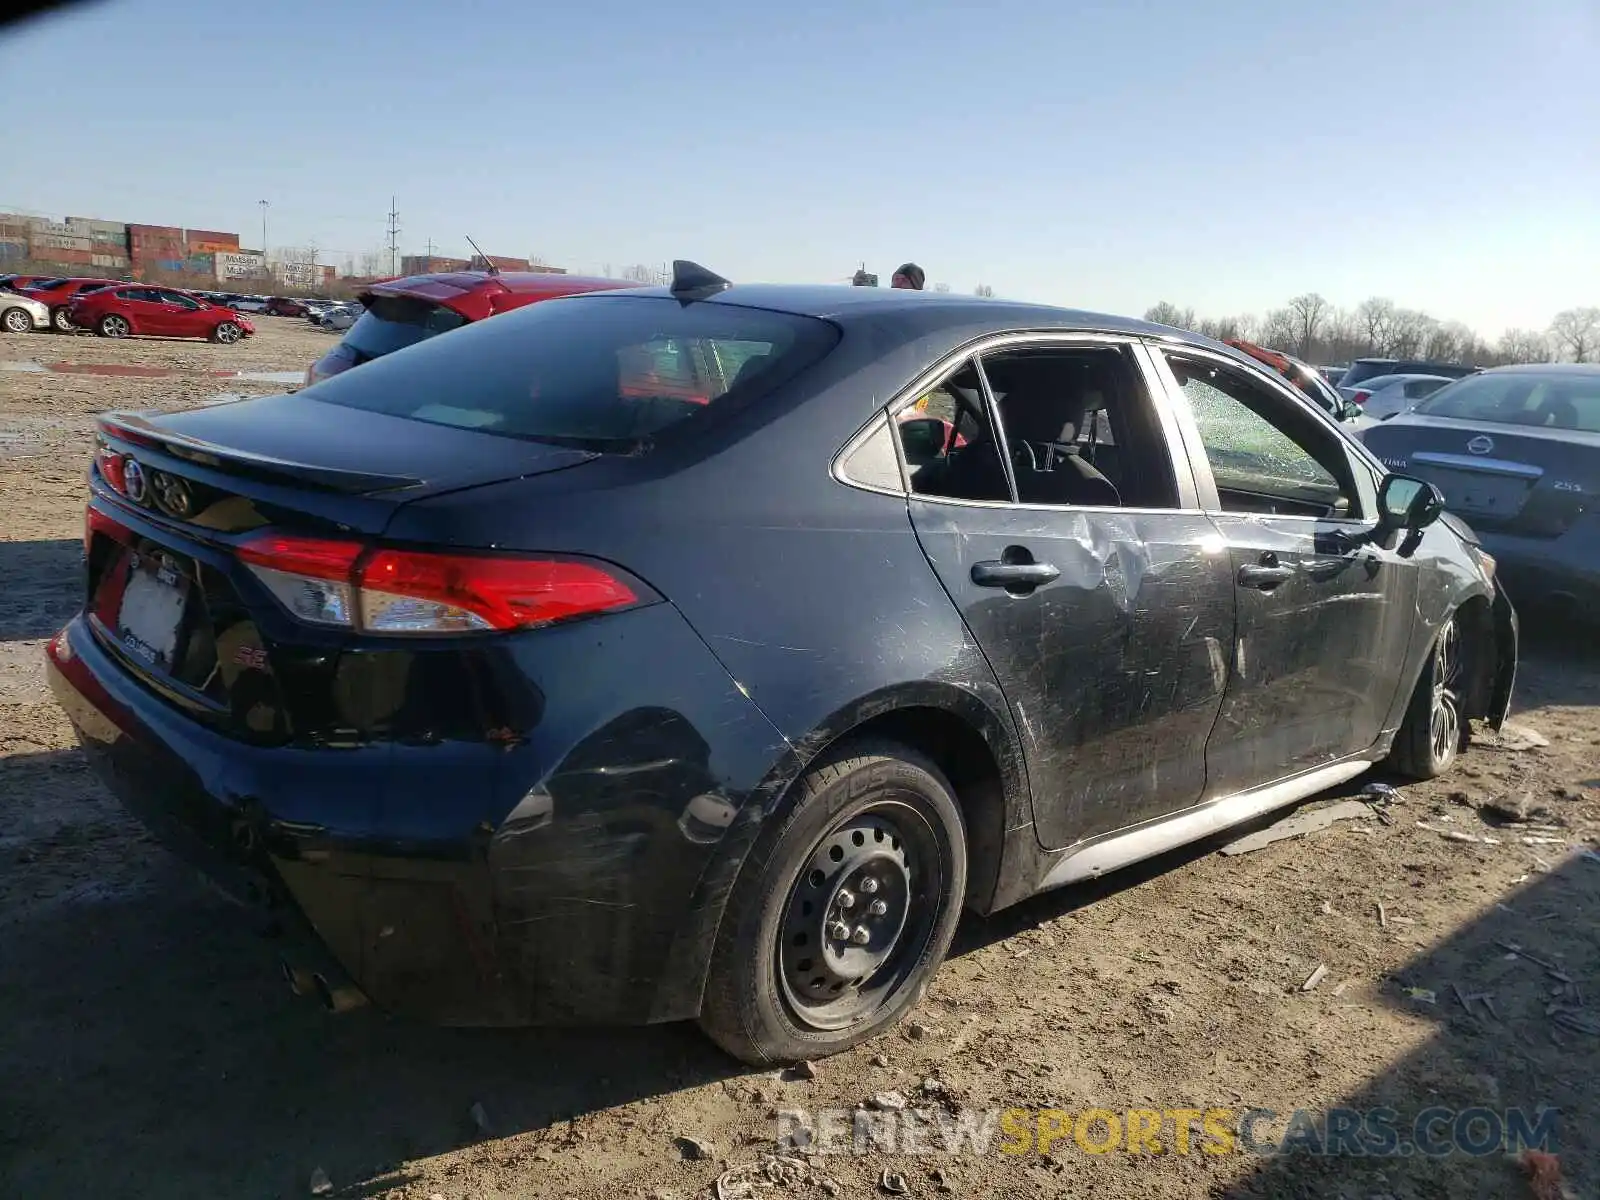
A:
47,264,1515,1064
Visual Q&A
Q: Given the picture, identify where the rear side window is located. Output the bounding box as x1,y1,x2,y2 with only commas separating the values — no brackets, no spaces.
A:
310,295,839,447
1413,372,1600,434
343,294,470,360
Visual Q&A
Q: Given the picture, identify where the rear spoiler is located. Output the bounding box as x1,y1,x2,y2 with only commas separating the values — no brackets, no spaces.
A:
96,411,424,494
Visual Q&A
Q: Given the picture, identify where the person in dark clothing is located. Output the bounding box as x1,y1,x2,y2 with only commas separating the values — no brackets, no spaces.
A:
891,263,925,291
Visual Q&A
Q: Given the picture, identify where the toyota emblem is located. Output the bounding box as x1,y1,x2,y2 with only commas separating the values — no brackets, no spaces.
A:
1467,435,1494,456
122,458,148,503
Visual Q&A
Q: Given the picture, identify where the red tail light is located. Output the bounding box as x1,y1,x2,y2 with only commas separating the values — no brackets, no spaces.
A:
1351,390,1371,406
236,533,642,634
95,446,127,494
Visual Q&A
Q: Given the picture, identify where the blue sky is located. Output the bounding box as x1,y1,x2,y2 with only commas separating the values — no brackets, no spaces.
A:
2,0,1595,335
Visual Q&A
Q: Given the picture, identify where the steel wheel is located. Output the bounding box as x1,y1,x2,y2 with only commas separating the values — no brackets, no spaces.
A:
213,321,242,344
1429,615,1462,762
776,799,946,1032
98,314,130,339
2,307,31,334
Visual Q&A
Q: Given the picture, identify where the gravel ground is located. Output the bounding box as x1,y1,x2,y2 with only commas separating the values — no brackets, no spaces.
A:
2,319,1597,1200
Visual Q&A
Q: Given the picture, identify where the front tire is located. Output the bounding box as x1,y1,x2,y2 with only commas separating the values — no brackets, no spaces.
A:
1387,613,1465,779
97,314,130,339
698,739,967,1065
2,307,32,334
211,321,242,344
51,306,74,333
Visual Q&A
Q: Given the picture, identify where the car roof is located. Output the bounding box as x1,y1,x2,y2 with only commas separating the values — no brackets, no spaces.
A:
372,270,631,298
1359,373,1453,387
1478,362,1600,377
605,282,1192,341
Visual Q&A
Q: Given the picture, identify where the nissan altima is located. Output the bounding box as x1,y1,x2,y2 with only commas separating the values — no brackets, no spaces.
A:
47,264,1517,1064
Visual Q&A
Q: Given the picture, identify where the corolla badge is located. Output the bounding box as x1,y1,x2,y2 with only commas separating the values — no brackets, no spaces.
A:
1467,435,1495,455
122,457,148,503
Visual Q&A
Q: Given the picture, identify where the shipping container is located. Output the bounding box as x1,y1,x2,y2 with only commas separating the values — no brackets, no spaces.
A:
42,248,95,265
215,250,267,281
128,223,182,238
90,253,131,269
184,228,239,249
0,241,27,262
66,216,126,233
31,233,93,252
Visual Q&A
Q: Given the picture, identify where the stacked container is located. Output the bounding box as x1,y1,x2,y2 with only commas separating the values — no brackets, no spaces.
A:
68,217,133,272
0,213,27,263
184,229,241,255
129,223,185,275
28,217,94,266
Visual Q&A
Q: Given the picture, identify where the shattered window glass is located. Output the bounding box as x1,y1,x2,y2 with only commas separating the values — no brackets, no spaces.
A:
1166,355,1352,515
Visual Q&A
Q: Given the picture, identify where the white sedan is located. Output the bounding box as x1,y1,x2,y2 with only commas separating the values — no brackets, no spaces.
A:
0,289,51,333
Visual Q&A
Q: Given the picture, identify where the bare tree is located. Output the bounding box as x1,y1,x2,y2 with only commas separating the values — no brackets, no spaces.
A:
1549,307,1600,362
1286,293,1330,359
973,284,994,298
1387,309,1432,358
1258,307,1296,350
1497,328,1551,364
1356,297,1396,354
1143,301,1195,330
932,282,951,294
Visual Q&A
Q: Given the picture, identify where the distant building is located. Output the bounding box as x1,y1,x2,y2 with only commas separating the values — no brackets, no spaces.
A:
467,253,532,273
400,254,470,276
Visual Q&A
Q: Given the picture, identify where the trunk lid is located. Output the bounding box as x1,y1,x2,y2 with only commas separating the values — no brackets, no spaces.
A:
1363,414,1600,537
85,393,598,744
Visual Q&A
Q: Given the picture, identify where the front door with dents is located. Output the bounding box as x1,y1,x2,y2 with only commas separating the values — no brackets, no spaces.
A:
901,339,1236,849
1155,349,1418,798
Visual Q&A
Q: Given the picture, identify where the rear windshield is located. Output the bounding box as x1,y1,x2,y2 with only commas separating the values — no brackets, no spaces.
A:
1338,361,1397,388
308,295,839,448
341,293,470,360
1413,372,1600,434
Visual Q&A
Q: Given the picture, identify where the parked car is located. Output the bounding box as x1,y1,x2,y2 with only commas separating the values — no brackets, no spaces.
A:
1318,365,1346,386
1338,358,1478,390
19,276,124,331
265,297,312,317
67,285,255,344
315,303,361,331
1363,363,1600,611
49,266,1516,1064
0,288,52,333
1225,339,1369,428
305,269,635,384
1344,373,1454,421
2,274,58,293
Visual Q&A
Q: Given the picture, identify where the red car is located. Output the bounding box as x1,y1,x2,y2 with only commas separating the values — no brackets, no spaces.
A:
305,270,636,385
20,276,125,332
265,297,311,317
68,285,255,344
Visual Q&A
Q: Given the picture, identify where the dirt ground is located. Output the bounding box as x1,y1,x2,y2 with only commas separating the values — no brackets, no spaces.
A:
2,319,1597,1200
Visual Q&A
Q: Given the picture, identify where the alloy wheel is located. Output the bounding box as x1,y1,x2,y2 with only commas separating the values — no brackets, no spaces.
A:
2,308,30,333
100,315,129,339
776,799,944,1032
52,308,74,332
1429,616,1462,763
216,322,241,344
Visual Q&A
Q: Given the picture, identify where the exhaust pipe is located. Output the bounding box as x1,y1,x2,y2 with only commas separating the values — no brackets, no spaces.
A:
278,951,369,1013
312,972,369,1014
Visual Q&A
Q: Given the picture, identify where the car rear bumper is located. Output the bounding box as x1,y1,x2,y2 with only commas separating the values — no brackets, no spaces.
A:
45,603,794,1026
1478,521,1600,610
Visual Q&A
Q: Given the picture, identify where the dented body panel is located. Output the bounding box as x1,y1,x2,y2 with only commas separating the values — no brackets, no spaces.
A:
44,284,1519,1031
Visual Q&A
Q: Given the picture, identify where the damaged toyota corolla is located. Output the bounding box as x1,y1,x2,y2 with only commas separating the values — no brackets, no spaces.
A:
47,263,1517,1064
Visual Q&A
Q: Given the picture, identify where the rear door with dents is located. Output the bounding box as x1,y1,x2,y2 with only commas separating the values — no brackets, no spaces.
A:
1152,348,1418,796
901,337,1236,849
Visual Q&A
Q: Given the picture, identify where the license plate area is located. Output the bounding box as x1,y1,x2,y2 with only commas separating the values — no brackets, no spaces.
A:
115,548,192,673
1421,467,1532,519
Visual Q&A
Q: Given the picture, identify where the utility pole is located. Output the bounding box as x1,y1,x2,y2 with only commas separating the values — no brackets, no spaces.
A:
386,196,401,276
258,199,269,255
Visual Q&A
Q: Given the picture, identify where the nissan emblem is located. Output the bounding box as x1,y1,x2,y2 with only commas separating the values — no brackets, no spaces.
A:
1466,435,1494,456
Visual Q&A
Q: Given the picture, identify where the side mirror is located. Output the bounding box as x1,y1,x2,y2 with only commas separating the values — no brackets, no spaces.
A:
1378,473,1445,533
1340,400,1364,421
897,416,950,465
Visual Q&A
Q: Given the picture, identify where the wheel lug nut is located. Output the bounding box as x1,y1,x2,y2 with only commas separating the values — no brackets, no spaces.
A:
868,899,888,916
859,877,879,895
836,889,855,909
829,921,851,941
851,925,871,945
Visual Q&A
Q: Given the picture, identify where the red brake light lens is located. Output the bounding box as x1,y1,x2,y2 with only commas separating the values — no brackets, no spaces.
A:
235,533,641,634
95,446,127,493
1351,391,1371,406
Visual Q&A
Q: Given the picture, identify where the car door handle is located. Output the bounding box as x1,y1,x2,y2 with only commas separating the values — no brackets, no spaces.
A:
1237,563,1295,590
971,560,1060,587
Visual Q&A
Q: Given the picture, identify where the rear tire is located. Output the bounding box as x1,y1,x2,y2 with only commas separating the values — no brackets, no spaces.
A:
1387,613,1465,780
2,307,32,334
211,321,242,344
697,739,966,1066
97,314,130,339
51,306,74,333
